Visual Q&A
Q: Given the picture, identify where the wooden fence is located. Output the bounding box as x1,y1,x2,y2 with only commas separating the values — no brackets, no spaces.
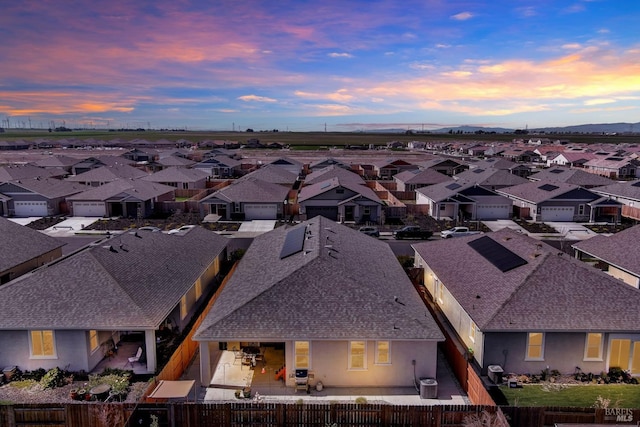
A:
141,263,238,399
0,403,507,427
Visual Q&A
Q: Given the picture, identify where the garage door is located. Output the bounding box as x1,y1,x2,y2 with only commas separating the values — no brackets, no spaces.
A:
476,205,511,220
244,204,277,220
73,201,106,217
14,201,48,217
541,206,574,221
305,206,339,221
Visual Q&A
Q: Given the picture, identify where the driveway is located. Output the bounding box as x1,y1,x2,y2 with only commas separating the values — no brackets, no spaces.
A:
543,222,598,240
481,220,528,234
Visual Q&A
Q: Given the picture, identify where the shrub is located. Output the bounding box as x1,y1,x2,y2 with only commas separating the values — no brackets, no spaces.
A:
355,396,367,404
40,367,65,390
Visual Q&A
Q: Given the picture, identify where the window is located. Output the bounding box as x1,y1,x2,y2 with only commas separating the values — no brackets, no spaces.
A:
89,330,99,352
180,295,188,320
30,330,56,358
526,332,544,360
439,204,446,211
349,341,366,369
375,341,390,364
578,204,585,215
585,333,603,360
294,341,310,368
436,279,444,304
469,322,477,343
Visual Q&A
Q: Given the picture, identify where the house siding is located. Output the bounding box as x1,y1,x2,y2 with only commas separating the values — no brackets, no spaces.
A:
283,340,437,388
607,265,640,288
1,248,62,284
0,330,89,372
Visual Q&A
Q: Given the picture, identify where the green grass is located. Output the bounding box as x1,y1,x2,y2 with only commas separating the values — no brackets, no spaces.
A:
501,384,640,408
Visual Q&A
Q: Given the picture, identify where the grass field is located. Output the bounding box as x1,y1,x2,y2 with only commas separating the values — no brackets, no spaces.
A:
1,129,638,147
501,384,640,408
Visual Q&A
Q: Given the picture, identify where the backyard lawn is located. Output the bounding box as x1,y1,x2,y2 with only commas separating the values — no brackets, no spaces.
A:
501,384,640,408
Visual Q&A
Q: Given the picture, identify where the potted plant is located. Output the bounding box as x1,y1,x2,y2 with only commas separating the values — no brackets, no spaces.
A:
234,389,242,399
243,387,251,398
69,388,78,400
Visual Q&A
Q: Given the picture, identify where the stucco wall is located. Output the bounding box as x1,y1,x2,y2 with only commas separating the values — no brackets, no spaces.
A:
283,340,438,388
607,265,639,288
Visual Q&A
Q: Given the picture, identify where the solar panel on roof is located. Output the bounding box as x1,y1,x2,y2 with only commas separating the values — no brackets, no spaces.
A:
279,226,306,259
549,169,564,174
467,236,528,273
632,181,640,187
539,184,559,191
446,183,462,190
473,169,484,174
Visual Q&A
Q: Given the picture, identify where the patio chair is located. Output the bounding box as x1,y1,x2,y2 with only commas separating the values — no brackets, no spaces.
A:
232,347,243,365
126,346,143,368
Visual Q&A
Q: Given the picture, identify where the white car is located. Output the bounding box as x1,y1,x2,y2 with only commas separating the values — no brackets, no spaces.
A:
168,225,196,234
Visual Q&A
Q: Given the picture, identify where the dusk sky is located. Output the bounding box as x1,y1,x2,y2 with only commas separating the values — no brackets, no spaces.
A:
2,1,639,132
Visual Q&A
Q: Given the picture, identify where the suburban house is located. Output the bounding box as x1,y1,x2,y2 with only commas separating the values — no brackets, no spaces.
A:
453,168,529,191
199,176,289,220
66,179,175,217
547,152,597,168
583,156,638,179
65,163,149,187
267,157,304,176
572,225,640,288
0,178,86,217
393,168,451,192
413,228,640,377
141,166,210,189
243,164,299,186
121,148,159,163
496,181,621,222
193,217,444,389
308,157,351,172
192,155,243,178
418,158,469,176
297,174,383,223
32,155,80,175
528,167,614,188
0,217,64,285
591,179,640,221
415,179,513,221
467,158,533,178
0,164,60,182
0,226,228,374
369,158,419,180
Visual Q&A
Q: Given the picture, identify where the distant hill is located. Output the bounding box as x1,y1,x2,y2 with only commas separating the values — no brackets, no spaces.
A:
413,122,640,135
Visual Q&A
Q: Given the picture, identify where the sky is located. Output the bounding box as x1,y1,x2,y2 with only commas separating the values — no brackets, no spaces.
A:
1,0,640,132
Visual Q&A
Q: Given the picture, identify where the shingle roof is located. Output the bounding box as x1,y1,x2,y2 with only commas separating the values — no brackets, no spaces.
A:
454,168,529,187
0,165,59,182
528,168,614,187
0,218,65,273
592,180,640,202
298,177,382,204
0,226,228,330
194,217,444,342
572,225,640,276
66,178,175,202
393,168,452,186
244,164,298,185
65,164,149,182
413,229,640,332
304,165,364,185
496,181,590,203
1,178,86,199
200,177,289,203
141,166,209,183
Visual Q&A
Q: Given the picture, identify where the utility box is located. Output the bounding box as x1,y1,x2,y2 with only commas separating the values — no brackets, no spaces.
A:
488,365,503,384
419,378,438,399
2,366,16,382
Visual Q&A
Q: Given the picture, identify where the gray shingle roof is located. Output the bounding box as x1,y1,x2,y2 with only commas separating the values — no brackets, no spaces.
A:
194,217,443,342
0,218,65,273
496,181,586,203
0,165,59,182
244,164,298,185
0,226,228,330
529,168,614,187
413,228,640,332
454,168,529,187
65,164,148,182
2,178,86,199
304,165,364,185
393,168,452,186
200,177,289,203
572,224,640,276
67,179,175,202
592,180,640,202
141,166,209,183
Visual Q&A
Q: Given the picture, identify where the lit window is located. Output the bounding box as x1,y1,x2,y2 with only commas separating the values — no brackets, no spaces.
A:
180,295,188,320
436,279,444,304
349,341,366,369
195,278,202,300
526,332,544,360
295,341,310,369
30,330,56,358
375,341,390,365
89,330,99,352
469,322,477,343
585,333,603,360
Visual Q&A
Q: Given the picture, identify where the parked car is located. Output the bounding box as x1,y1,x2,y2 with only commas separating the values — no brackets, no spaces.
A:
137,226,161,232
358,226,380,237
393,226,433,240
168,225,196,234
440,226,483,239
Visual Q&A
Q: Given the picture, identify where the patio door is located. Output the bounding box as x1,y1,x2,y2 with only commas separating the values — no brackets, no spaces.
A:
609,339,640,374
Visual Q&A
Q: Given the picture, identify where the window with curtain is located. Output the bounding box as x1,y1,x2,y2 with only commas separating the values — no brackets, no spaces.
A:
526,332,544,360
295,341,310,368
349,341,366,369
30,330,56,358
375,341,390,364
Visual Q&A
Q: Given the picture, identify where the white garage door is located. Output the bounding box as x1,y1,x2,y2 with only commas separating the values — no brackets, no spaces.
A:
541,206,574,221
244,204,277,220
476,205,511,220
73,201,106,217
14,201,48,217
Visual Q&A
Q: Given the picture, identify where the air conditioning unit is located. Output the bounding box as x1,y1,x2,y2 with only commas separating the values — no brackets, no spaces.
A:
419,378,438,399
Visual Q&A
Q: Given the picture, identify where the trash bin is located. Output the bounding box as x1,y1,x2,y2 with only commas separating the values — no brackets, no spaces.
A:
488,365,503,384
419,378,438,399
